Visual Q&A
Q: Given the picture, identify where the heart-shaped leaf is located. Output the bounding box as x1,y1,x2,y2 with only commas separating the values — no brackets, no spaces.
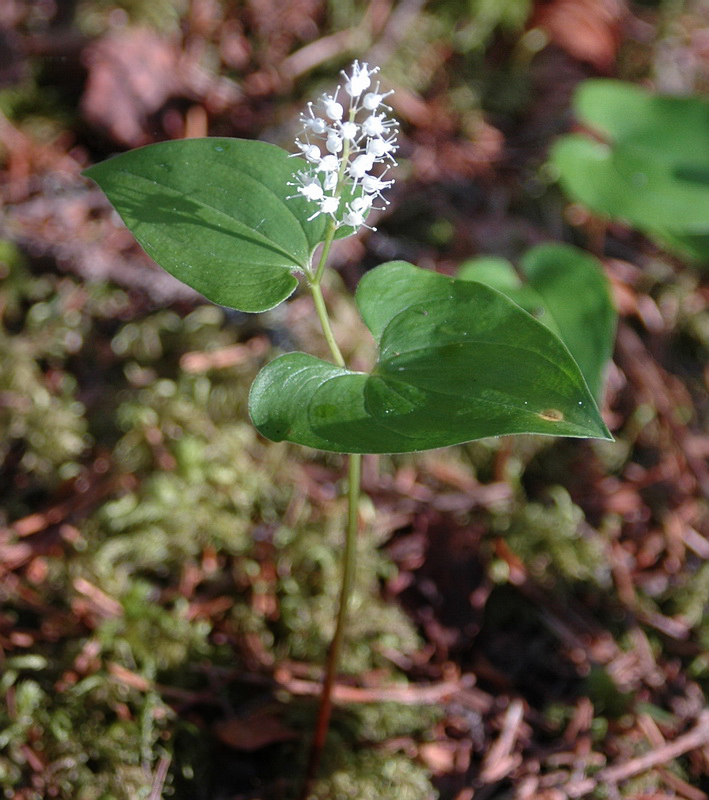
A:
83,138,356,312
458,244,616,401
249,261,612,454
550,80,709,258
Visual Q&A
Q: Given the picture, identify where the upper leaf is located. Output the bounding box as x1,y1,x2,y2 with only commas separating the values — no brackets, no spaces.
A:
458,244,616,402
550,80,709,242
83,138,355,312
249,261,612,454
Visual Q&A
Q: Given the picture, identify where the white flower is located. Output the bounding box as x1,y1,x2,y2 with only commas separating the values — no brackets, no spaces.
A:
321,92,344,121
343,61,377,98
287,171,323,202
366,134,397,161
342,208,367,228
342,195,378,230
351,195,374,214
307,194,340,222
301,103,327,135
320,195,340,214
299,181,324,202
339,120,359,141
326,133,343,154
362,84,394,111
361,113,394,138
349,153,376,182
318,154,339,173
289,60,398,229
361,172,394,202
295,140,322,164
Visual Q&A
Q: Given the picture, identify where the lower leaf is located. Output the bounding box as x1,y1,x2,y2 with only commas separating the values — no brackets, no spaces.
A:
249,261,612,454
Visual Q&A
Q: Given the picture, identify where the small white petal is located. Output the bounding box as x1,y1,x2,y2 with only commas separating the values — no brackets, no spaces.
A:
301,102,328,135
351,195,374,213
320,196,340,215
363,86,394,111
349,153,376,179
366,134,398,161
326,134,343,154
362,173,394,198
361,114,385,137
296,140,322,164
345,75,369,98
339,121,359,141
324,99,344,121
342,210,365,227
287,171,326,203
318,154,339,172
344,60,376,98
300,182,324,201
366,137,386,157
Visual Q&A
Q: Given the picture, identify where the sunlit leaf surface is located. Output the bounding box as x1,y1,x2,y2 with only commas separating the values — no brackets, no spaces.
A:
249,261,611,453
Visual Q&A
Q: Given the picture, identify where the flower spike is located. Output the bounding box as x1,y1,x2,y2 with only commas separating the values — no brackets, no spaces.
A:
289,60,398,231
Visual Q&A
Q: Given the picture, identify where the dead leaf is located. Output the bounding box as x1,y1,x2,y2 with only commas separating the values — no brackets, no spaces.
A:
81,28,180,146
531,0,627,72
418,741,459,774
213,708,298,751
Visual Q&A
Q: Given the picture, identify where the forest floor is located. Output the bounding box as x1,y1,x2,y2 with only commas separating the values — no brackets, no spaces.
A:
0,1,708,799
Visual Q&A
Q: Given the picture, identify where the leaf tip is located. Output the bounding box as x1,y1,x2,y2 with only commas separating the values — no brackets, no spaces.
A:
588,414,614,442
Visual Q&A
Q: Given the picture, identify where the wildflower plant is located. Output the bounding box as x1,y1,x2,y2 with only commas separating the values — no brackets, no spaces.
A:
551,79,709,263
84,60,615,789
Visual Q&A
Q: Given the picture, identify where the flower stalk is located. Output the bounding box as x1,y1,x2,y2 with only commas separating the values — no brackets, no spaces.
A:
289,61,398,796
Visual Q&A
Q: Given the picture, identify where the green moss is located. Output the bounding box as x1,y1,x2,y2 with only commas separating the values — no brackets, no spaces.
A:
0,333,88,484
583,666,634,719
0,266,91,499
272,704,440,800
0,282,427,797
0,246,137,511
492,486,610,587
313,750,437,800
272,520,420,673
0,659,173,799
346,702,442,744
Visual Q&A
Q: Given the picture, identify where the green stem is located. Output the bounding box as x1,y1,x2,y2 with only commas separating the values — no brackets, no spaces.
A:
314,218,338,285
310,281,345,368
301,452,361,797
300,115,362,793
308,217,345,368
